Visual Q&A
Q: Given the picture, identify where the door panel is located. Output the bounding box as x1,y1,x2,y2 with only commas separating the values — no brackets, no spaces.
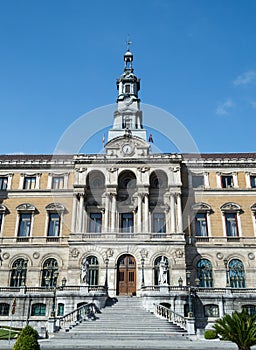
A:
117,255,136,295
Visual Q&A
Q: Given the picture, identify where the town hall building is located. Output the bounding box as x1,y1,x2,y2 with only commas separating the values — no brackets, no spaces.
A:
1,49,256,337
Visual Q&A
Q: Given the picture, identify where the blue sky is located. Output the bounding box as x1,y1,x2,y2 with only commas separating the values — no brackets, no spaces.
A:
1,0,256,154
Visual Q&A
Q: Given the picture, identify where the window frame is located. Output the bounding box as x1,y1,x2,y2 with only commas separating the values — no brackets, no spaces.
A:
45,203,65,238
197,258,213,288
192,175,204,189
17,213,32,237
0,303,10,316
0,176,8,190
10,258,28,287
221,203,242,238
152,212,166,233
89,212,102,233
204,304,219,317
23,176,36,190
31,303,46,316
120,212,134,233
221,175,233,188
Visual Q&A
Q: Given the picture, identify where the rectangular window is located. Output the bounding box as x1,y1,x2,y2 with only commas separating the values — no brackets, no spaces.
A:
89,213,102,233
57,303,64,316
221,175,233,188
125,84,131,93
47,213,60,236
52,176,64,190
192,175,204,188
18,213,31,237
250,176,256,188
153,213,166,233
0,177,8,190
0,303,9,316
23,176,36,189
195,213,208,236
120,213,133,233
31,303,46,316
225,213,238,236
204,305,219,317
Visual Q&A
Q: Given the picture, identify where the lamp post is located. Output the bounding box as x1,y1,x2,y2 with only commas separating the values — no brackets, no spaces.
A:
224,259,230,287
141,257,145,287
50,271,59,318
186,271,193,318
104,257,109,291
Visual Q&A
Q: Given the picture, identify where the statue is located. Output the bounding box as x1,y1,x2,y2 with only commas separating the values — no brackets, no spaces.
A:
158,256,168,285
81,258,89,284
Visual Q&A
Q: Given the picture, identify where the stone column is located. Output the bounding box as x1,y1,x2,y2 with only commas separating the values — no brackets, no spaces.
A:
78,193,84,233
170,194,176,233
111,193,116,232
71,193,78,232
104,192,110,233
176,193,183,232
137,194,142,233
144,193,149,232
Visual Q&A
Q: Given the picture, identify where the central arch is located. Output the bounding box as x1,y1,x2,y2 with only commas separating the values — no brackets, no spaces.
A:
117,254,136,296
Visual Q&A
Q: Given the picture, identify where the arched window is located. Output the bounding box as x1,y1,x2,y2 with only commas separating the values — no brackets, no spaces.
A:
85,256,99,286
153,256,169,285
31,303,46,316
0,303,10,316
41,258,58,287
229,259,245,288
10,258,28,287
197,259,213,287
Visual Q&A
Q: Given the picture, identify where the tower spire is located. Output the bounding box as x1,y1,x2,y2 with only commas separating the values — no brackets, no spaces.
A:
107,46,147,142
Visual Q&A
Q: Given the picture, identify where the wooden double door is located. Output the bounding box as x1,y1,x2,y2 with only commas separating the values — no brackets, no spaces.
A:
117,254,136,295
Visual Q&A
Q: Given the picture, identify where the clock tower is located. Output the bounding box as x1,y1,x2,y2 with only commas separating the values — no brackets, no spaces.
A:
107,49,147,142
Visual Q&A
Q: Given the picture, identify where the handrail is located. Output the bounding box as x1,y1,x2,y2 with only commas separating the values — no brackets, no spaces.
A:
154,303,187,331
57,302,97,331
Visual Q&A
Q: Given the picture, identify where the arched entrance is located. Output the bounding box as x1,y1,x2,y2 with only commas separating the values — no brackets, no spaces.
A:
117,254,136,296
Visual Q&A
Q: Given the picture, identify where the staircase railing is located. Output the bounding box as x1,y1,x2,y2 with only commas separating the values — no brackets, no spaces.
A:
57,302,97,331
154,304,187,330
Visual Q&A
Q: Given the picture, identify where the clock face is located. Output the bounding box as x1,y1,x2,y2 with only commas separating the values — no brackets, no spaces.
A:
122,143,133,155
124,97,133,105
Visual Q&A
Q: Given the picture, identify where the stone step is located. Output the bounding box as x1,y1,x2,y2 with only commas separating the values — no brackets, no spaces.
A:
57,296,187,339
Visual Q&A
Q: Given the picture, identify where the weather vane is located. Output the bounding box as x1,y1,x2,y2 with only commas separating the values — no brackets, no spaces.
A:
126,34,132,51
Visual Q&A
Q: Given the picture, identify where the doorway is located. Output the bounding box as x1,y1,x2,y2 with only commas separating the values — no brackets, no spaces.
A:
117,254,136,295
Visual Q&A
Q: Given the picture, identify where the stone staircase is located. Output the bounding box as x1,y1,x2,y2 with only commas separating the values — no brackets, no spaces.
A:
54,296,187,346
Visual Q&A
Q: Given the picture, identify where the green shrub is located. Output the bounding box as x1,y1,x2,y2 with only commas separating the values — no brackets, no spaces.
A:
204,329,218,339
12,325,40,350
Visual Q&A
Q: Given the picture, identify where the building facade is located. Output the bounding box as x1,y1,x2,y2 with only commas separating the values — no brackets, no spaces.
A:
1,50,256,336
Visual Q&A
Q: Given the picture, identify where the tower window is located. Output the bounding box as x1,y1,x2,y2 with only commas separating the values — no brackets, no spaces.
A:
125,84,131,93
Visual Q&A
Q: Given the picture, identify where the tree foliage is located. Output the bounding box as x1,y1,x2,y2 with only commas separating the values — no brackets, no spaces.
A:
213,309,256,350
13,325,40,350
